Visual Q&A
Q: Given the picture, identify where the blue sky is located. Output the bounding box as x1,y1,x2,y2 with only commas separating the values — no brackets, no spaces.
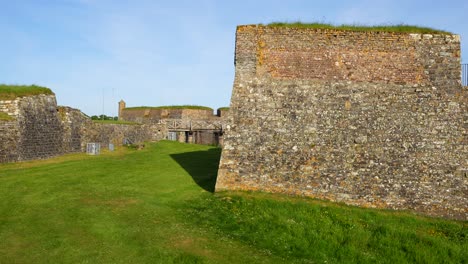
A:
1,0,467,116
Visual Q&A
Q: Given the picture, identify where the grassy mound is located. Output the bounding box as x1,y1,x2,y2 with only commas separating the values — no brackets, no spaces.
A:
265,22,452,34
0,84,54,100
0,141,465,263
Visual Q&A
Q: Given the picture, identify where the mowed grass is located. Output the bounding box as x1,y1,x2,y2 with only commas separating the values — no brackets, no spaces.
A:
0,141,466,263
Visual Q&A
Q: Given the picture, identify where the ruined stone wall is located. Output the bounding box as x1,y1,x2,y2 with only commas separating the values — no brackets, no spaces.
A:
120,108,215,123
0,95,165,163
217,25,467,220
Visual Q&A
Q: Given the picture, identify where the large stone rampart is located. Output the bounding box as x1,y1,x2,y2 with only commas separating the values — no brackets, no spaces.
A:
217,25,467,220
0,95,165,163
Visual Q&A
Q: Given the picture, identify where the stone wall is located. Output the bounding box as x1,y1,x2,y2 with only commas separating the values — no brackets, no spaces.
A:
0,95,64,162
59,106,92,153
120,105,225,146
120,108,215,123
0,95,165,163
85,122,166,147
217,108,229,118
217,25,467,220
0,98,21,162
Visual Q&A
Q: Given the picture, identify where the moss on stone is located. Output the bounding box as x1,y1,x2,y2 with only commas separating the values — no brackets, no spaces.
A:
0,84,54,100
263,22,452,34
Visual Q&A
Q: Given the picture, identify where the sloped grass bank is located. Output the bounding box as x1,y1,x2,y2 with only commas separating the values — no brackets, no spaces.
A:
183,193,466,263
0,141,466,263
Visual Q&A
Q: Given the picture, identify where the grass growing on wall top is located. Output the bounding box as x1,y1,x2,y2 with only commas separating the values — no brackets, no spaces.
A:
0,112,14,121
124,105,213,111
0,84,54,100
266,22,452,34
218,107,230,111
0,141,466,263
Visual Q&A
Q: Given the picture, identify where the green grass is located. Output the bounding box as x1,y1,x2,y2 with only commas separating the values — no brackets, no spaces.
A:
217,107,230,111
92,119,140,125
0,141,466,263
0,84,54,100
124,105,213,111
264,22,452,34
0,112,14,121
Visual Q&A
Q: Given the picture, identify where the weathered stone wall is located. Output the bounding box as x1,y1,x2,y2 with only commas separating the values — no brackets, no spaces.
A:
0,95,64,162
217,25,467,220
0,99,21,162
0,95,165,163
58,106,167,151
121,108,215,123
18,95,65,160
217,108,229,118
85,123,166,147
0,119,19,162
59,106,93,153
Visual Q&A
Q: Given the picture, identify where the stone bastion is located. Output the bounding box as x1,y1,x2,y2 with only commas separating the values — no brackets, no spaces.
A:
216,25,467,220
0,92,165,163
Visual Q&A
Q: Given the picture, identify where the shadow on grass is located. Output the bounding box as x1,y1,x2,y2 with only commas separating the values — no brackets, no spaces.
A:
170,148,222,193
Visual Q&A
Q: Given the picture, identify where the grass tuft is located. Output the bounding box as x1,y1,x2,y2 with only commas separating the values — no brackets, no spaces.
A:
183,192,467,263
0,84,54,100
0,112,14,121
217,107,230,111
264,22,452,34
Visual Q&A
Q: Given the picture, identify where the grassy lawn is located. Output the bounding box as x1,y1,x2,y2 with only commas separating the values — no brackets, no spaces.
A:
0,141,466,263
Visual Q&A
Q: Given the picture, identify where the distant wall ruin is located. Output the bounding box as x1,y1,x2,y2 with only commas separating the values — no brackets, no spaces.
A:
120,108,216,124
119,105,227,146
216,25,467,220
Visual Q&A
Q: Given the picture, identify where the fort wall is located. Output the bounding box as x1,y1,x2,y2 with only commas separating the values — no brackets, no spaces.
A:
216,25,467,220
0,95,165,163
120,108,215,123
120,106,226,146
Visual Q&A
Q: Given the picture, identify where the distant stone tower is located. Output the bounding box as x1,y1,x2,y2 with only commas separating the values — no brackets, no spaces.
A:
118,100,126,120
